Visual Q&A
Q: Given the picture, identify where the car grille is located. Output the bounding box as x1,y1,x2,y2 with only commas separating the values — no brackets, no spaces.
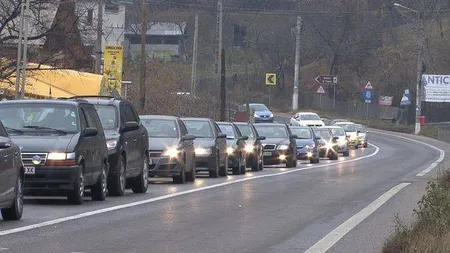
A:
259,115,271,118
149,151,163,157
307,124,322,127
21,153,47,166
263,144,276,150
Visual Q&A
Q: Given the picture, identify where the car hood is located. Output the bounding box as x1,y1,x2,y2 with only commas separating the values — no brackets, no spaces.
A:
261,138,289,145
193,138,215,148
149,138,180,151
254,110,272,116
104,129,120,140
295,139,314,147
297,119,324,125
347,132,358,137
10,134,78,153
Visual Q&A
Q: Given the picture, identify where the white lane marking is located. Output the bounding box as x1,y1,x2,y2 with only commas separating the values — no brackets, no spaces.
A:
371,130,445,177
0,248,9,251
304,182,411,253
0,145,379,237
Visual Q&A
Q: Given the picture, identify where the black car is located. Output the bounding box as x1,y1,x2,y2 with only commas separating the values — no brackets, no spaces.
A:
312,128,339,160
74,96,149,196
0,121,24,220
0,99,108,205
181,118,227,178
140,115,196,184
288,126,320,164
217,122,248,175
234,122,265,171
254,123,297,168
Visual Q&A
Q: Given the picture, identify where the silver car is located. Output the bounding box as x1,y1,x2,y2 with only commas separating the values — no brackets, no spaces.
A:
321,126,349,157
355,124,369,148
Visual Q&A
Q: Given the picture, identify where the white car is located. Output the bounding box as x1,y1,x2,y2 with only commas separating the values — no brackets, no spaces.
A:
290,112,325,127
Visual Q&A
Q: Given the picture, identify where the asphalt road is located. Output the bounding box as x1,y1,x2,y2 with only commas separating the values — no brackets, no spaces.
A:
0,115,447,253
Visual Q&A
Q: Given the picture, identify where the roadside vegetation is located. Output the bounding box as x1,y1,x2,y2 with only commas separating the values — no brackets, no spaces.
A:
382,170,450,253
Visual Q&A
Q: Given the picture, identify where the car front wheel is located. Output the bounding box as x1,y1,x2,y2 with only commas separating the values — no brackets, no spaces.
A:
68,168,85,205
132,155,149,193
1,174,24,221
91,163,107,201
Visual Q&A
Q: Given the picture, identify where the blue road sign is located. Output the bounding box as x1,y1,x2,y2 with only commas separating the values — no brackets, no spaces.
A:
362,89,374,103
400,89,412,106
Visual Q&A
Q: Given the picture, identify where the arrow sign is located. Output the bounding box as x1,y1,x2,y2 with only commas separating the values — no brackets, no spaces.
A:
365,81,374,90
265,73,277,86
315,75,338,85
316,85,326,94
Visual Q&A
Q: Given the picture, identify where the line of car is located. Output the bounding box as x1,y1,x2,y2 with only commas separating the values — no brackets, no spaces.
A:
0,99,368,221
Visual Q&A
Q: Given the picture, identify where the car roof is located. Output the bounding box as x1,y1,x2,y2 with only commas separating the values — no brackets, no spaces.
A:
140,115,178,120
296,112,319,115
254,123,285,127
288,125,311,129
321,126,344,129
335,122,355,125
233,122,250,126
0,99,84,106
79,97,122,106
180,117,212,121
217,121,233,125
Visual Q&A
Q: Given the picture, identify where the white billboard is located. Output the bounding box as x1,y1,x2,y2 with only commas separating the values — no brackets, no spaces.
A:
423,74,450,102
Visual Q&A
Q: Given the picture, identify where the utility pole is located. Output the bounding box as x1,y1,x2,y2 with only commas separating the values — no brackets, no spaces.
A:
20,0,31,99
95,0,104,74
292,16,302,112
219,49,226,121
190,13,199,97
14,1,26,99
139,0,148,113
215,0,223,75
245,57,250,122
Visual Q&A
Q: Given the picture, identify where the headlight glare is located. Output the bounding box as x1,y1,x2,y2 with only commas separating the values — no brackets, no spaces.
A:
244,144,255,153
106,139,118,150
48,152,67,160
227,147,235,155
277,145,289,150
162,147,179,158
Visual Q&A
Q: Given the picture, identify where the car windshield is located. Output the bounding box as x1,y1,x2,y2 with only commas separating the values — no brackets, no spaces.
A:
314,129,332,140
0,103,79,134
330,128,346,136
290,128,312,139
250,104,269,111
236,124,255,139
340,124,357,132
141,119,179,138
300,114,320,120
254,125,288,138
218,124,236,139
356,125,367,133
95,105,118,130
183,120,213,138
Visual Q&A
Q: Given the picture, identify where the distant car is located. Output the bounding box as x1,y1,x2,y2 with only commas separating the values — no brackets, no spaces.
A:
248,103,274,123
288,126,320,164
321,126,349,157
140,115,196,184
181,118,228,178
77,96,149,196
355,124,369,148
0,99,109,205
217,122,248,175
234,122,265,171
312,128,339,160
0,121,24,221
335,122,359,149
290,112,325,127
254,123,297,168
330,119,350,125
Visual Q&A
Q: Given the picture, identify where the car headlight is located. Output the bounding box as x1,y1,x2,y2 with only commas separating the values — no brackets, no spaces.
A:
46,152,76,166
48,152,68,160
325,142,334,150
227,147,235,155
254,113,259,117
338,139,347,145
277,145,289,150
106,139,118,150
244,144,255,153
305,144,315,149
269,113,274,118
162,147,179,158
195,147,212,156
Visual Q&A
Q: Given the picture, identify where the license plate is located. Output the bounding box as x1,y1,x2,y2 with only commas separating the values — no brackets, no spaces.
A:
263,152,272,156
25,166,35,175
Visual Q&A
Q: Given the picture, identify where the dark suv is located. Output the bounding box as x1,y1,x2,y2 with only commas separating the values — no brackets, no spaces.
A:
71,96,149,196
0,120,24,220
0,99,109,205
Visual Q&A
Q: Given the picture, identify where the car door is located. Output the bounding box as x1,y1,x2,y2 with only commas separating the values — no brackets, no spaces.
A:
129,104,147,175
0,123,15,206
79,106,98,185
179,120,194,170
213,122,227,165
250,124,262,156
84,104,106,178
285,125,297,153
120,102,138,175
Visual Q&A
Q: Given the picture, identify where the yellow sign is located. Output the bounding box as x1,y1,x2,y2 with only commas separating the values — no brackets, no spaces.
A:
265,73,277,86
103,46,124,96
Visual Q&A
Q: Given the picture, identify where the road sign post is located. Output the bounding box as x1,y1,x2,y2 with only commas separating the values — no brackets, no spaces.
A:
362,81,374,125
315,75,337,110
316,85,326,111
265,73,277,107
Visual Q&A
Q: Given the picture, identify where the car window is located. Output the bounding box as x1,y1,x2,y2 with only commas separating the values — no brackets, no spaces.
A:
290,128,312,139
330,128,346,136
218,124,236,138
0,121,7,137
254,125,288,138
340,124,357,132
314,129,332,140
179,121,188,135
356,125,367,133
0,103,79,134
129,105,140,123
121,103,136,123
183,120,214,138
95,105,118,130
250,104,269,111
300,114,321,120
236,124,255,139
81,105,100,129
141,119,179,138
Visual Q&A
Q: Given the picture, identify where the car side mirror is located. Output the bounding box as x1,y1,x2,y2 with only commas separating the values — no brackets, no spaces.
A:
333,136,339,142
256,136,266,141
0,142,11,149
122,121,139,133
239,136,249,141
181,134,196,141
315,136,321,141
290,134,298,139
217,133,227,139
346,135,351,138
357,131,361,134
83,127,98,137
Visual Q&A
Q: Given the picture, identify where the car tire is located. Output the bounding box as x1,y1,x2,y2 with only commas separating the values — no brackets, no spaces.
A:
286,154,296,168
67,168,85,205
240,154,247,175
108,155,126,197
330,153,338,160
310,156,318,164
91,163,107,201
186,156,196,182
343,150,350,157
1,174,24,221
209,151,220,178
364,143,368,148
173,163,186,184
219,153,228,177
132,155,149,193
355,144,359,149
251,156,259,172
